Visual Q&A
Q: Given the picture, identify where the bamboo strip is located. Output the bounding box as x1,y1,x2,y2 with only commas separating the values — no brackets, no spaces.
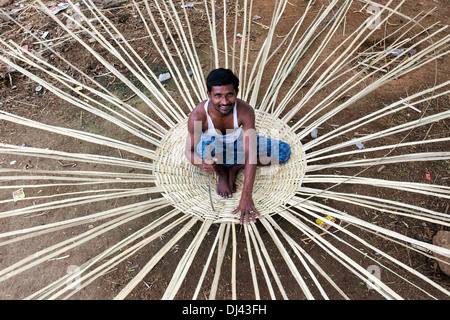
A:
51,210,186,299
0,111,155,160
283,200,449,298
192,224,224,299
259,218,314,299
209,223,231,299
162,219,213,299
247,222,276,299
114,217,199,300
0,143,153,171
0,198,171,282
243,222,260,299
249,222,289,299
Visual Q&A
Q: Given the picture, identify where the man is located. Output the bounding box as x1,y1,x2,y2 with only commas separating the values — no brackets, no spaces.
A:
185,68,291,224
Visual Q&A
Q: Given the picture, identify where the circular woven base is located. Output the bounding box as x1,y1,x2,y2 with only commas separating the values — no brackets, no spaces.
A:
154,110,306,224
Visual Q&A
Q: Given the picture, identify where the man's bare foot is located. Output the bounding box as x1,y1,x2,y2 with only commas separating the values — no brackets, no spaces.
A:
228,164,244,193
217,172,232,198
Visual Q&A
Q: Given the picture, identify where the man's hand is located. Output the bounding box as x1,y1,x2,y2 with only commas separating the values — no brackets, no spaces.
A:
232,195,260,225
200,158,216,174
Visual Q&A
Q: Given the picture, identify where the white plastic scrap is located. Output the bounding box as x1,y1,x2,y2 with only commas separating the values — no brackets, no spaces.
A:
50,3,69,15
352,138,364,149
158,72,171,82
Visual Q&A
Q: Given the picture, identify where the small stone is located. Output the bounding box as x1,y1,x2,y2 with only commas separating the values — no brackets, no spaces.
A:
0,0,13,8
433,230,450,276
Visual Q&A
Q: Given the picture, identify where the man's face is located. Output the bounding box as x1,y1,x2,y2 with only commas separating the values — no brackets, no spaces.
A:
207,84,238,116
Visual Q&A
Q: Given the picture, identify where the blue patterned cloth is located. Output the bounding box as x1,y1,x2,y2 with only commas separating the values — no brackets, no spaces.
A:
196,131,291,167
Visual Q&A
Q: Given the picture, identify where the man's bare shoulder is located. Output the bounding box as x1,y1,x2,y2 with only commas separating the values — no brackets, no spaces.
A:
236,99,255,125
189,100,207,121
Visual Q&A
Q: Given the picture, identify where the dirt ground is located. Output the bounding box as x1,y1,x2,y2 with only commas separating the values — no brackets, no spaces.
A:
0,0,449,301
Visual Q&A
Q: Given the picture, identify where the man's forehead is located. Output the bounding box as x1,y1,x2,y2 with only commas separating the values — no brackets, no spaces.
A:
209,84,236,94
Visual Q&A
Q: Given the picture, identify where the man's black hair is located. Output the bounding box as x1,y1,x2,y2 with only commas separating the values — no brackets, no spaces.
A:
206,68,239,92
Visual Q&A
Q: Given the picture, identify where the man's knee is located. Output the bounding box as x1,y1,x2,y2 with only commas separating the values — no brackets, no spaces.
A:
278,141,291,163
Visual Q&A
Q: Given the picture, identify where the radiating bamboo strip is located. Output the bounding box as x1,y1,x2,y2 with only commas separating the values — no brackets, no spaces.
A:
60,212,189,300
243,222,260,299
162,219,213,299
0,187,158,220
288,195,450,258
231,222,237,300
307,137,450,164
0,143,153,171
0,198,171,282
114,217,200,300
209,223,231,299
29,208,186,300
247,222,276,299
298,184,450,223
301,175,450,201
283,200,450,298
249,222,289,299
273,211,403,299
192,224,224,299
259,217,314,299
0,111,155,160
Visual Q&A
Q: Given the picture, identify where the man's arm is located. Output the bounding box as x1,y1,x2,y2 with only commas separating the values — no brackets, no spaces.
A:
185,107,215,174
232,105,260,224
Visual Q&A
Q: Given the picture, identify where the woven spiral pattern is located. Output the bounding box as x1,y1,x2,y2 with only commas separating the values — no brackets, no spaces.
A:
154,110,306,223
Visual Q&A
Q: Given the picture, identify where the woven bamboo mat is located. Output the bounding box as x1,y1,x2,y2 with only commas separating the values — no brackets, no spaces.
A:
154,110,306,224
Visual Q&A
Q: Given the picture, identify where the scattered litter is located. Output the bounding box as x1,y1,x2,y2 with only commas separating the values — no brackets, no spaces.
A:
311,128,318,139
181,3,195,8
13,188,25,201
415,231,433,243
407,49,417,56
236,34,253,44
386,46,417,57
426,173,431,180
127,265,139,272
316,215,336,230
74,85,83,92
1,65,16,75
352,138,364,149
50,3,69,15
40,31,49,39
84,16,103,24
9,160,16,165
35,85,43,92
66,13,83,29
252,15,262,20
386,47,404,57
158,72,171,82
